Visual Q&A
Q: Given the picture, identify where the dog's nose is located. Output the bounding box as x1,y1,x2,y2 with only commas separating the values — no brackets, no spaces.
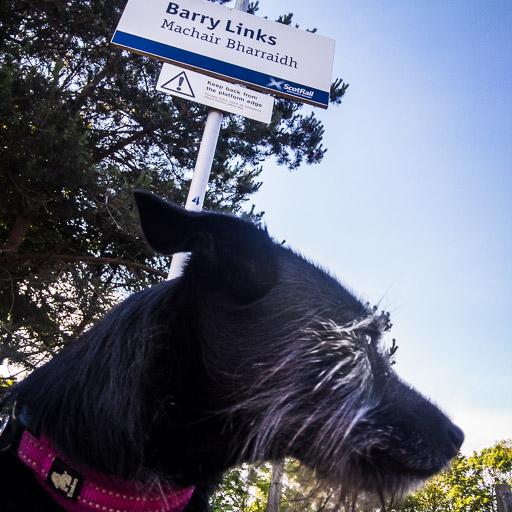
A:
446,422,464,456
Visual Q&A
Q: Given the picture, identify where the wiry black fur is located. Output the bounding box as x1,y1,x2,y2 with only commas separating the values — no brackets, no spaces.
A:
0,191,464,511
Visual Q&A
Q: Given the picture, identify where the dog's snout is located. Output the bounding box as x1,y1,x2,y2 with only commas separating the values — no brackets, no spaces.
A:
446,422,464,456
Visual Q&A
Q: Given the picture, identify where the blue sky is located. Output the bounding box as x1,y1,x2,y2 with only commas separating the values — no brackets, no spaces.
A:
248,0,512,454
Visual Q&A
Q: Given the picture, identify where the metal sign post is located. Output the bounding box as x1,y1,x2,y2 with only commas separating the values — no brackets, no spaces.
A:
167,0,249,279
167,108,223,278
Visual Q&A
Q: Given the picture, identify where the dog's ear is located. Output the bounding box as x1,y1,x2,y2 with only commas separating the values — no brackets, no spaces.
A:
134,190,206,255
133,190,278,302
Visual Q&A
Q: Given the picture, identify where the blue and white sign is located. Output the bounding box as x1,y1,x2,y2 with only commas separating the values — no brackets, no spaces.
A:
112,0,335,108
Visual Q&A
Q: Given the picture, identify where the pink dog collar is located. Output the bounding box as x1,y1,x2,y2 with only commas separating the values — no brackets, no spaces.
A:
18,430,194,512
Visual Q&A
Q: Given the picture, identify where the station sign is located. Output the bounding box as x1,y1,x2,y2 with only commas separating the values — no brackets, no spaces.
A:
157,63,274,123
112,0,335,108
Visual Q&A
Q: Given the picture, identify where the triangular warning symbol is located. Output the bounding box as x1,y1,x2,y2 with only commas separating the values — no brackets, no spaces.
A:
161,71,195,98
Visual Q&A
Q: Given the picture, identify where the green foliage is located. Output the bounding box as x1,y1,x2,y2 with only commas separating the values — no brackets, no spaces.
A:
212,441,512,512
213,459,365,512
279,459,345,511
211,463,272,511
0,0,348,378
0,377,15,388
392,440,512,512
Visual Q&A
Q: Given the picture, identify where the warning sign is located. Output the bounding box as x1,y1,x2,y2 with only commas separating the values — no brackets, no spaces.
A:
160,71,195,98
156,63,274,124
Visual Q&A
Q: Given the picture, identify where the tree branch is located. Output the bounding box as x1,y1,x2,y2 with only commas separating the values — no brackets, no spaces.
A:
2,215,32,254
71,62,113,110
4,254,167,278
92,123,155,163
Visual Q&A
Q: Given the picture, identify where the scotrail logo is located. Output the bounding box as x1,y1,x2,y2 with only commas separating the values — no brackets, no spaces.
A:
267,77,285,91
266,77,314,99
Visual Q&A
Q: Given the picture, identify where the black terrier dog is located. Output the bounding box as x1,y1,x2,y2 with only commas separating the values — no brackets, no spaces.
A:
0,191,463,511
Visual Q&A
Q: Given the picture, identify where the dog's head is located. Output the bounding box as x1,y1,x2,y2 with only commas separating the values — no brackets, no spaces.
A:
135,191,464,500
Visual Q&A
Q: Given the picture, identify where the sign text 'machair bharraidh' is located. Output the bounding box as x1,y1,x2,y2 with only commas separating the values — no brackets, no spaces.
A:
112,0,335,107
